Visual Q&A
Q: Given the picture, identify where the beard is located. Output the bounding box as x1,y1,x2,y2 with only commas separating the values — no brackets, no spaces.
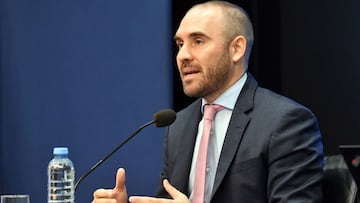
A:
182,48,232,99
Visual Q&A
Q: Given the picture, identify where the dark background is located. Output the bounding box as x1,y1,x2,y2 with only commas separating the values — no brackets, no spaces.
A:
0,0,172,202
172,0,360,156
1,0,359,202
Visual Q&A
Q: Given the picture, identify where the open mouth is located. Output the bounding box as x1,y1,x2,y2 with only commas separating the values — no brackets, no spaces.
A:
183,69,201,80
184,70,200,76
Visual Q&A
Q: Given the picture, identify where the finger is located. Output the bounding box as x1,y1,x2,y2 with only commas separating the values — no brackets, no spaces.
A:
93,188,114,199
92,199,118,203
114,168,126,193
163,179,188,199
129,196,170,203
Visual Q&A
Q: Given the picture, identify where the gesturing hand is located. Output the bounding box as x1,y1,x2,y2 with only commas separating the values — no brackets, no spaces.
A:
92,168,128,203
129,179,191,203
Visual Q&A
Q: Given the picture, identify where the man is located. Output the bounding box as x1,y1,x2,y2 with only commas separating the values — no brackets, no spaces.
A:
93,1,324,203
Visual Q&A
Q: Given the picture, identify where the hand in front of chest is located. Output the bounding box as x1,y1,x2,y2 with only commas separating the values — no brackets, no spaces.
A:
129,179,191,203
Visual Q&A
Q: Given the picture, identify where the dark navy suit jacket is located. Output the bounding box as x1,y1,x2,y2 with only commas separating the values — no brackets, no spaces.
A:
157,74,324,203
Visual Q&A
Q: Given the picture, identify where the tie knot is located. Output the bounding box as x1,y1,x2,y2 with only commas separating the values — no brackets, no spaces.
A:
203,104,224,121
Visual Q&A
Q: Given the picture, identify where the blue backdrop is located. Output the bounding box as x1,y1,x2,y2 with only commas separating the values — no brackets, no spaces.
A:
0,0,172,202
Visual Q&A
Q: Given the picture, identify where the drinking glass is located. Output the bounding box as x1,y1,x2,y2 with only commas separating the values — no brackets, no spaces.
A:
0,195,29,203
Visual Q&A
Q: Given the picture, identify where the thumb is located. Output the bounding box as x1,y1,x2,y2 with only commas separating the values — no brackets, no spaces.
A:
163,179,188,200
113,168,127,193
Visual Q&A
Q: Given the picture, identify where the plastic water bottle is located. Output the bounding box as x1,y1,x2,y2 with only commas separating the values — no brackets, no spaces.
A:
48,147,75,203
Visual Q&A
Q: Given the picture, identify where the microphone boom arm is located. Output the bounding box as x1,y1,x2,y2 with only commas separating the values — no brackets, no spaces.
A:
74,120,155,191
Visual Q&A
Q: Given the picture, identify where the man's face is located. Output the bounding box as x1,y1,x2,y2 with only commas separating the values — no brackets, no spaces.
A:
174,6,236,102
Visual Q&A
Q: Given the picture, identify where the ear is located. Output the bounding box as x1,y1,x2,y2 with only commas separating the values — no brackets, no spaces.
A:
230,36,246,63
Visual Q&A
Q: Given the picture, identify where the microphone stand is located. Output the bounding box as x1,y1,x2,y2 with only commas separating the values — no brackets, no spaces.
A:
74,120,155,191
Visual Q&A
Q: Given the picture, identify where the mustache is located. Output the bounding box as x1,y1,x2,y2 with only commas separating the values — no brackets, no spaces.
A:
180,61,199,69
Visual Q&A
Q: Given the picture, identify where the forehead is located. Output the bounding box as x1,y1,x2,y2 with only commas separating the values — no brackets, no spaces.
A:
175,6,224,39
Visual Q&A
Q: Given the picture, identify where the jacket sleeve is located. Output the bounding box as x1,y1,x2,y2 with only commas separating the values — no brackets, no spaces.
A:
267,106,324,203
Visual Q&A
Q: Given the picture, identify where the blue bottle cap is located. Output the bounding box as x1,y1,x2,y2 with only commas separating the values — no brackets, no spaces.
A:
53,147,69,155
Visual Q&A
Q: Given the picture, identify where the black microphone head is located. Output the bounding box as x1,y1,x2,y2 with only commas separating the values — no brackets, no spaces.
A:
153,109,176,127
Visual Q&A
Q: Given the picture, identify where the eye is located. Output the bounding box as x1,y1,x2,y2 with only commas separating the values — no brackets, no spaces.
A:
193,38,204,46
176,41,184,48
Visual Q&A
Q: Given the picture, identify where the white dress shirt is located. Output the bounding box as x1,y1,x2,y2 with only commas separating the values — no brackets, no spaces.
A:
188,73,248,203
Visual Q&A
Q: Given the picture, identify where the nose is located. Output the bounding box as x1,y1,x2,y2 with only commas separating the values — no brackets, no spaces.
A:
176,44,193,63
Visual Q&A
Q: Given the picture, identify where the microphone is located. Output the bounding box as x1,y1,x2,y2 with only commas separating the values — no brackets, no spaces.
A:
74,109,176,191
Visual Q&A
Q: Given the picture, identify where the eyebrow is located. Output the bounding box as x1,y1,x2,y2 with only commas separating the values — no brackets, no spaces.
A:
173,31,210,42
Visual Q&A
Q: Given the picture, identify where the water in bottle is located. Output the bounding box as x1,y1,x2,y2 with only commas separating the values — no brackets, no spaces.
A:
48,147,75,203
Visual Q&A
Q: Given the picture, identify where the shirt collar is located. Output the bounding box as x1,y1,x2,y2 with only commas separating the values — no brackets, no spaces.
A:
201,72,248,113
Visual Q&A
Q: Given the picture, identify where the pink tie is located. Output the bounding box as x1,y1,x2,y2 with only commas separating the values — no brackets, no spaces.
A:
193,104,224,203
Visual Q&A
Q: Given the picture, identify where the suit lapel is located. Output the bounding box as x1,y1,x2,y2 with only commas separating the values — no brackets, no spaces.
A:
211,74,258,196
